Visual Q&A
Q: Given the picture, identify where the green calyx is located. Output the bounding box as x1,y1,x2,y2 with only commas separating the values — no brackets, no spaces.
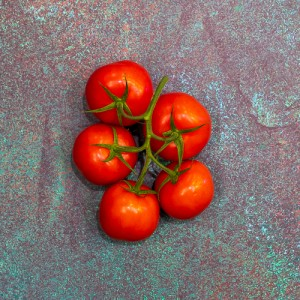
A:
156,165,191,196
90,75,200,195
92,127,137,175
122,180,157,197
155,107,206,166
86,77,133,125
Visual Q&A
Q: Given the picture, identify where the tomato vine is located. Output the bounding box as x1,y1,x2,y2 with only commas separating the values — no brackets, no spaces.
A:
88,75,204,195
73,60,214,241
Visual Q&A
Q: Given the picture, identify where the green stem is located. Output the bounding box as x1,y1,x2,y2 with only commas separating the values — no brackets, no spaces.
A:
96,75,181,193
120,111,145,121
132,76,178,191
144,76,169,119
120,76,169,122
148,153,175,177
149,132,166,142
115,144,147,153
134,150,152,191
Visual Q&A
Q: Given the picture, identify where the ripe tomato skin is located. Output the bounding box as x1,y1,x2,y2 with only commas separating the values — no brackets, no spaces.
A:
154,160,214,219
85,60,153,126
72,124,137,185
99,180,160,241
150,92,212,161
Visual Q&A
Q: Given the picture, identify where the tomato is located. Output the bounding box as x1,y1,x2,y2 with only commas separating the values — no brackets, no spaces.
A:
85,60,153,126
72,124,138,185
99,180,160,241
150,92,211,161
154,160,214,219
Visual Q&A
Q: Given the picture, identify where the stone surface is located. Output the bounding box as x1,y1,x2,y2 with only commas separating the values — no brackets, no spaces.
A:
1,1,299,299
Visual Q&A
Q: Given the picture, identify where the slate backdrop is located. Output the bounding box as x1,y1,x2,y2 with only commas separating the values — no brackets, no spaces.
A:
1,1,299,299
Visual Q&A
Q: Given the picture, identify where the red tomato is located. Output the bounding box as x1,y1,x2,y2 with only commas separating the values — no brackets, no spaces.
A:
85,60,153,126
72,124,137,185
150,92,212,161
154,160,214,219
99,180,160,241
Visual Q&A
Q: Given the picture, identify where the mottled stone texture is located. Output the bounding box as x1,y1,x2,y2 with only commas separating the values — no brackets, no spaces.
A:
1,0,299,299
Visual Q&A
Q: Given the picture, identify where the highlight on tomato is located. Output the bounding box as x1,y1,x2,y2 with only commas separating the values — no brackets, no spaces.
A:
85,60,153,126
72,123,138,186
99,180,160,242
154,160,214,220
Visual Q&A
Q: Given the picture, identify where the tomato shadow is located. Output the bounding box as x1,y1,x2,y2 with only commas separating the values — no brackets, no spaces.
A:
70,153,104,191
158,209,194,225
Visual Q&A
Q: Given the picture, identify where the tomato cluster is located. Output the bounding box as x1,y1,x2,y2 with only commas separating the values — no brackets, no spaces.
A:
72,60,214,242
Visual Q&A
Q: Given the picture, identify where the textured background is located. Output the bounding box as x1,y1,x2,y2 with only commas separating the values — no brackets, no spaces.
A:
1,0,299,299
